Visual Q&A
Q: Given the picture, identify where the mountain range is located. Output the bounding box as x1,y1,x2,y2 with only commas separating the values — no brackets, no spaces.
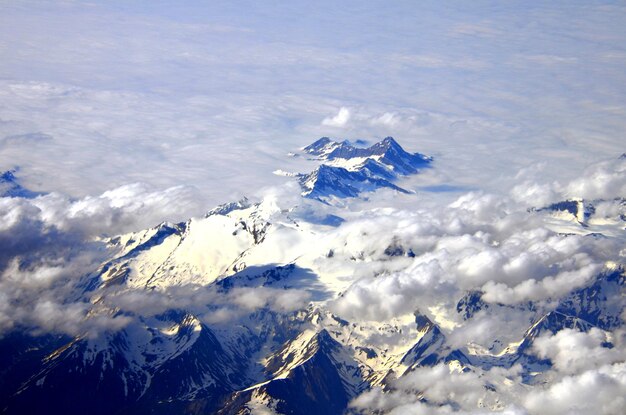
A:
0,138,624,415
298,136,432,200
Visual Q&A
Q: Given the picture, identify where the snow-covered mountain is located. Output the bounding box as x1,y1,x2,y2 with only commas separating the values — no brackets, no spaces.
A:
298,164,409,200
0,140,624,415
302,136,432,176
298,136,432,200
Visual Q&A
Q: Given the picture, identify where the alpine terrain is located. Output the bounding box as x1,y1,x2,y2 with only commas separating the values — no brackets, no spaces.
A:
0,137,624,415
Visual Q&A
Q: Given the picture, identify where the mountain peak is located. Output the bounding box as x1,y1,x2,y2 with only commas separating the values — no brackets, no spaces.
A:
380,136,400,148
206,197,251,217
0,169,17,183
0,168,41,198
298,164,408,200
302,137,341,157
295,137,430,201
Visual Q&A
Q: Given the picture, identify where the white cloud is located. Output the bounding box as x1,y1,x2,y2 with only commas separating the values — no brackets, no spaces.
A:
370,112,399,127
352,359,626,414
0,182,205,337
1,2,624,206
565,156,626,200
510,181,561,207
351,364,527,414
330,189,620,325
532,328,625,374
523,363,626,415
322,107,351,127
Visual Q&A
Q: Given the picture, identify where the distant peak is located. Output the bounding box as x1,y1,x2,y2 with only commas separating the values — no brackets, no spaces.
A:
381,136,399,146
0,169,17,183
206,197,251,217
0,168,42,199
302,137,342,157
296,136,431,201
316,164,335,172
313,137,333,145
372,137,402,152
303,137,335,150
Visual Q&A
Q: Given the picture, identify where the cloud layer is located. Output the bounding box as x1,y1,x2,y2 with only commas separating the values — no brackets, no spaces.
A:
1,1,625,207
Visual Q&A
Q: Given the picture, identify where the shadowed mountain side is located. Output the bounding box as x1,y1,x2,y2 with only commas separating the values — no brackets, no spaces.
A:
297,137,432,201
216,264,332,302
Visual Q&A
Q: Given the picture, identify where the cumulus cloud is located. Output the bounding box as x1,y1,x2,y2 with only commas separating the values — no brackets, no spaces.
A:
330,190,619,326
103,283,311,326
0,258,131,337
532,328,625,374
510,181,561,207
24,183,200,237
350,364,527,414
322,107,351,127
370,112,399,127
523,363,626,415
0,182,205,337
512,155,626,207
565,156,626,200
351,357,626,414
592,199,626,220
445,307,535,350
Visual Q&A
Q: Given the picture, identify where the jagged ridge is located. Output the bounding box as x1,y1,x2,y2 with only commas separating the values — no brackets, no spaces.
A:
298,137,432,200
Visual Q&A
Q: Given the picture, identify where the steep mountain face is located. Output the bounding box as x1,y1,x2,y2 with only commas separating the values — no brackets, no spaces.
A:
5,330,150,415
220,329,367,415
0,333,71,405
554,268,624,330
298,164,408,200
302,137,342,157
4,312,251,415
399,314,447,372
298,137,432,200
97,198,282,290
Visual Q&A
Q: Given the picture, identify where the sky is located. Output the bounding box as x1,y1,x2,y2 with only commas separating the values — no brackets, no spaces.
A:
1,0,625,223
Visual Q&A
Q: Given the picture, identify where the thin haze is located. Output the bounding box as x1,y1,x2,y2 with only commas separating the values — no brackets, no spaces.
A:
0,0,625,219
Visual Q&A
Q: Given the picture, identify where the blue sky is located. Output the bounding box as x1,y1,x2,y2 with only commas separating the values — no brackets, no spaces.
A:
1,0,625,216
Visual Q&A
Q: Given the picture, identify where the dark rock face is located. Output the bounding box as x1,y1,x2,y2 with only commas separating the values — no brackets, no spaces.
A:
219,330,366,415
1,315,248,415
